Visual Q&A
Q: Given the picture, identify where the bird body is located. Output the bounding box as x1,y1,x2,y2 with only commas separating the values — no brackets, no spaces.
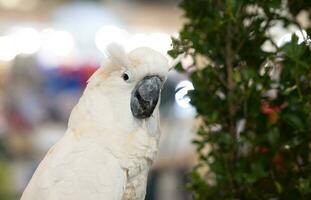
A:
21,44,169,200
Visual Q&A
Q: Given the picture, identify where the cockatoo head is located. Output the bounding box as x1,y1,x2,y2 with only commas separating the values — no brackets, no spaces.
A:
86,44,169,122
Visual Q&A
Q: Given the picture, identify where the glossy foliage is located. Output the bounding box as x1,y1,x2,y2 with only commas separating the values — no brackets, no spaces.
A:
169,0,311,199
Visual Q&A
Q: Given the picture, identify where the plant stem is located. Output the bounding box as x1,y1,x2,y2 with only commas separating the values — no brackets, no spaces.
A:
225,19,240,197
225,22,236,140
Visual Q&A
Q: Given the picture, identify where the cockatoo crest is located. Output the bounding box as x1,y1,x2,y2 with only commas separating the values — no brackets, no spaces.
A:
105,43,131,70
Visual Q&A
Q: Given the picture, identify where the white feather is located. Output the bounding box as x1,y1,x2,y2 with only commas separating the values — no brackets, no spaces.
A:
21,132,127,200
105,43,131,69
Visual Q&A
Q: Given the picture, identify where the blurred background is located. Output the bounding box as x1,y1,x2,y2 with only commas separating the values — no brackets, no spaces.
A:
0,0,198,199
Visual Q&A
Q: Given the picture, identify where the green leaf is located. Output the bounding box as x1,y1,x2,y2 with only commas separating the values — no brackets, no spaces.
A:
297,178,311,195
274,181,283,194
267,127,280,146
175,62,183,71
282,34,307,58
282,114,304,132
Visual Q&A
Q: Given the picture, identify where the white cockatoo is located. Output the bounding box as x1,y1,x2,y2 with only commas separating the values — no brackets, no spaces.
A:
21,44,170,200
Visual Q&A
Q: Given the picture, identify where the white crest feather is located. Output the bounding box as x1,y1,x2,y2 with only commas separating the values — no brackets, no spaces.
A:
105,43,131,69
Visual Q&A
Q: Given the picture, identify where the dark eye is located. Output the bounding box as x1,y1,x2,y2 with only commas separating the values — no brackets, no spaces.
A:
122,73,129,81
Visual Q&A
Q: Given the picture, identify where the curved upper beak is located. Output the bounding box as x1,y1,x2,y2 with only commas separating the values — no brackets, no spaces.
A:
130,75,162,119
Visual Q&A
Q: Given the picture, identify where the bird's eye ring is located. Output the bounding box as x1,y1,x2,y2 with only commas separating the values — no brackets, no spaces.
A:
122,72,131,82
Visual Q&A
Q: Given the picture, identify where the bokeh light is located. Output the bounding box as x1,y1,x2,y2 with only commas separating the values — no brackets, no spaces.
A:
95,25,129,54
13,27,41,55
0,35,18,61
175,80,194,108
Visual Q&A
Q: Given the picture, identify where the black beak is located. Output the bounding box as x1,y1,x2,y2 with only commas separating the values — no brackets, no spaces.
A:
130,75,162,119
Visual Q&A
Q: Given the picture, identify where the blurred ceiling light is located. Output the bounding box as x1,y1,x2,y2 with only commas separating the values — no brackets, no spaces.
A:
126,32,171,54
13,27,41,55
95,26,129,54
277,29,308,47
95,29,172,56
0,0,38,10
0,0,20,9
0,35,18,61
19,0,38,11
40,29,74,57
175,80,194,108
0,0,38,11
